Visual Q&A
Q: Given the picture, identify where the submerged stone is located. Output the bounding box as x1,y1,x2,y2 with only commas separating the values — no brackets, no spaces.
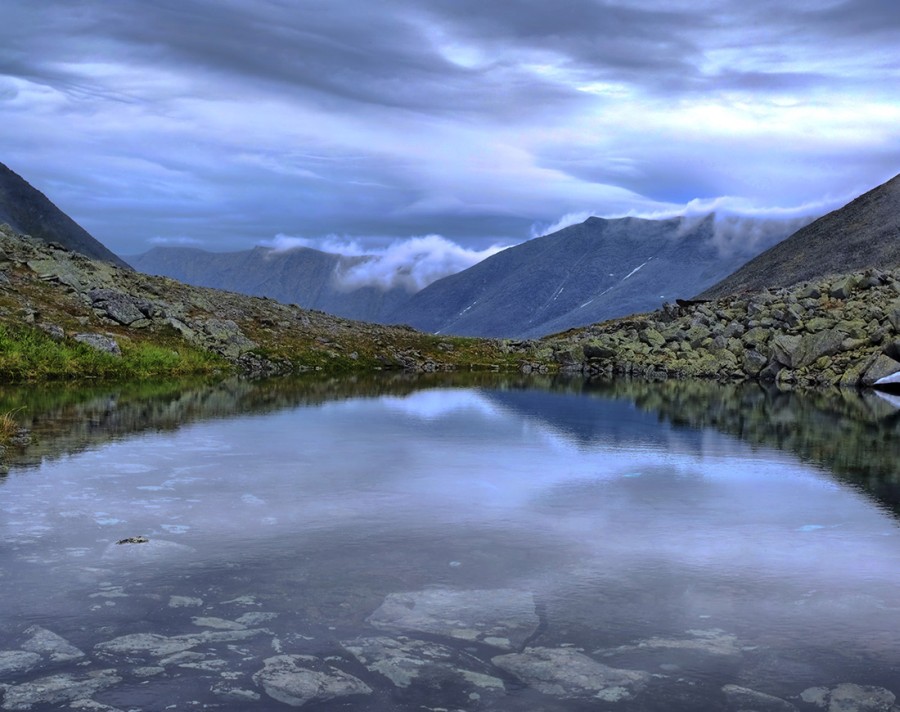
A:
252,654,372,707
191,617,246,631
95,628,267,659
367,587,538,650
0,651,41,678
0,669,121,710
168,596,203,608
210,682,260,702
21,626,84,662
722,684,798,711
342,636,504,692
801,683,896,712
608,628,741,659
491,646,649,700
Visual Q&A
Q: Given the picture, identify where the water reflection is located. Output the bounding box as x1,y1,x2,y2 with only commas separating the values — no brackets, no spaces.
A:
0,376,899,710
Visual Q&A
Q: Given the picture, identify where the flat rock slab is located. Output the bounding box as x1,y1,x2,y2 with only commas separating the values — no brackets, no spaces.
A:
0,669,121,711
252,655,371,707
21,626,84,662
367,587,538,650
492,646,649,701
95,628,267,659
607,628,741,660
801,683,896,712
342,636,505,693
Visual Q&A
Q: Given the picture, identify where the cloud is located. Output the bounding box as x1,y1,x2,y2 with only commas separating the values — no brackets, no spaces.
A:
0,0,896,257
533,192,844,260
260,233,510,293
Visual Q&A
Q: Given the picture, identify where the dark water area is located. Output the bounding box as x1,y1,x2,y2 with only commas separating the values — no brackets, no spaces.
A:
1,375,899,711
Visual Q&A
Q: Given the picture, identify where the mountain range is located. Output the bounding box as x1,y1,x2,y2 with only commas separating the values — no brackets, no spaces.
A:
132,214,792,339
386,214,761,338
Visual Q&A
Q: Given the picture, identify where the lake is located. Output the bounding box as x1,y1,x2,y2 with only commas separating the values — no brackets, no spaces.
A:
1,375,899,711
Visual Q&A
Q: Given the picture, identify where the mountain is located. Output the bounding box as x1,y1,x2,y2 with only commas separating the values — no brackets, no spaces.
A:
699,173,900,299
128,245,409,323
0,162,130,268
385,215,775,339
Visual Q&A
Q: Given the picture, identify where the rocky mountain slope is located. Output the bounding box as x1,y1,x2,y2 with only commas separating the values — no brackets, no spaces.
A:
386,215,779,339
129,245,410,323
0,161,130,269
699,173,900,299
0,225,521,380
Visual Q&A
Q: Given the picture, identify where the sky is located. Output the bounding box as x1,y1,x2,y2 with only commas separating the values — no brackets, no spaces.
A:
1,0,898,271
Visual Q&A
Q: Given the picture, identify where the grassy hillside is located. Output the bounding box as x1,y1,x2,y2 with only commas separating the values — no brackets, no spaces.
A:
0,226,528,382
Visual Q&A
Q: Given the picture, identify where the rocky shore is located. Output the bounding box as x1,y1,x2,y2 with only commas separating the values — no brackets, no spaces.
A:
548,267,900,389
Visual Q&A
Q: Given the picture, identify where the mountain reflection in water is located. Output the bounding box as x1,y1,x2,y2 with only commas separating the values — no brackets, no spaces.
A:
0,374,898,711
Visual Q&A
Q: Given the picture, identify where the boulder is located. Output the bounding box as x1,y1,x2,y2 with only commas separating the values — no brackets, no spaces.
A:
88,288,145,325
788,329,844,369
73,333,121,356
861,353,900,387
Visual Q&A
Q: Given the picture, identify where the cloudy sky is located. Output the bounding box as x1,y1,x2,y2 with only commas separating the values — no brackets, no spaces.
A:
1,0,898,261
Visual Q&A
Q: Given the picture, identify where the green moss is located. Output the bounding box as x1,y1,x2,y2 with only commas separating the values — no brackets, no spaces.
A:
0,324,228,382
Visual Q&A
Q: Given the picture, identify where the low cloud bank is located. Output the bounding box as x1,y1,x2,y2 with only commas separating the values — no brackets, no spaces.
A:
532,193,846,258
260,233,509,293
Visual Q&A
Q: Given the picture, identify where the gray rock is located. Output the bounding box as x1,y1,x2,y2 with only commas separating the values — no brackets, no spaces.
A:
21,626,84,662
742,349,769,376
0,651,41,677
342,636,504,691
772,328,844,369
722,684,798,711
366,587,538,650
0,669,121,710
87,289,145,325
492,647,649,701
252,655,372,707
25,258,84,292
73,333,121,357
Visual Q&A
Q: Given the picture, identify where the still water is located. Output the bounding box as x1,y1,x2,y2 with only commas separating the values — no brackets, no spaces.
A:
1,376,899,711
